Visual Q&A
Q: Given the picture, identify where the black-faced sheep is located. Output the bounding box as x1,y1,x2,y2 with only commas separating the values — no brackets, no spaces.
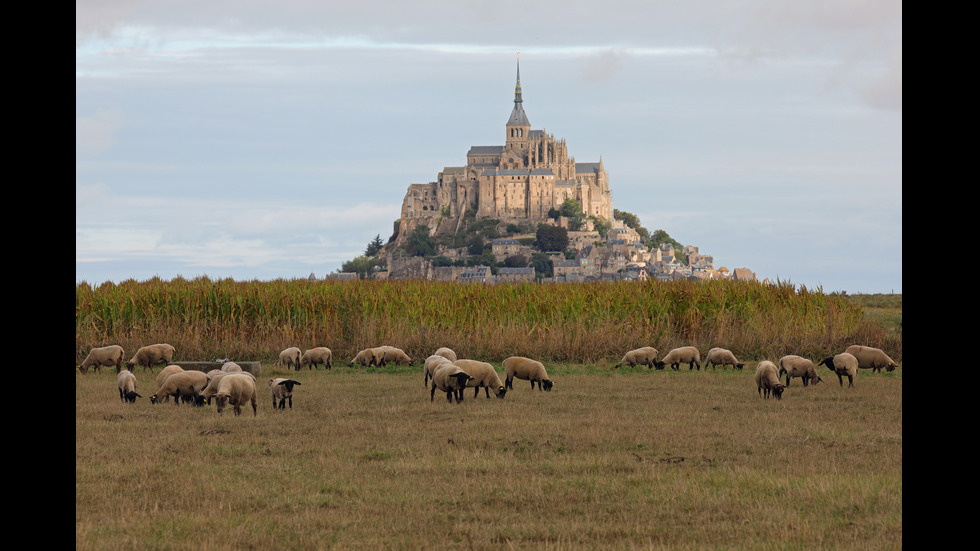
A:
79,345,125,374
117,369,141,403
274,347,302,371
755,361,785,400
430,363,474,404
150,370,208,406
349,347,387,367
214,373,258,416
844,345,898,373
155,364,185,389
300,347,332,370
454,359,507,399
818,353,859,387
269,378,302,409
126,343,176,373
502,356,553,391
704,347,745,370
433,347,458,362
380,346,413,366
778,355,823,387
615,347,659,369
654,346,701,371
424,354,453,387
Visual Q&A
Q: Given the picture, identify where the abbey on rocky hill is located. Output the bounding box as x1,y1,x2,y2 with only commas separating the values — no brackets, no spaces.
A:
394,56,613,243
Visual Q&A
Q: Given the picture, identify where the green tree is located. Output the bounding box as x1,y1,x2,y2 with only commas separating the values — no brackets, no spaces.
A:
535,223,569,252
591,216,611,239
529,252,553,279
339,256,383,279
406,225,436,257
467,234,485,255
364,234,384,257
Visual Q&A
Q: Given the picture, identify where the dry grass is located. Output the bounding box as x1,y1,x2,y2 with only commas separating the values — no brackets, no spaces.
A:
76,362,902,550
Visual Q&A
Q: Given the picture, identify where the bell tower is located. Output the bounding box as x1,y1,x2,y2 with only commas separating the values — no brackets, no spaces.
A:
505,53,530,156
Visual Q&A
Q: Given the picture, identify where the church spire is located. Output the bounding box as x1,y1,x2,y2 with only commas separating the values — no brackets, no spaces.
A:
514,52,523,104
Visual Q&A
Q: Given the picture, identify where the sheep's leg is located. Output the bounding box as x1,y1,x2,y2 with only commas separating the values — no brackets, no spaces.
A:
287,396,293,408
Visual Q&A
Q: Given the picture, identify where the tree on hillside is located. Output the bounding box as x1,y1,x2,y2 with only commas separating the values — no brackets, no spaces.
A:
535,223,569,252
529,252,553,279
405,225,436,257
340,255,383,279
365,234,384,257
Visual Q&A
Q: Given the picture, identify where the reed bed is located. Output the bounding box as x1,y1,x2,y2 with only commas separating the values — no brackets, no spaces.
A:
76,276,897,366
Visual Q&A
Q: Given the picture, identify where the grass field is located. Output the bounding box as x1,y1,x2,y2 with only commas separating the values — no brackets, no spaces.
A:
76,361,902,550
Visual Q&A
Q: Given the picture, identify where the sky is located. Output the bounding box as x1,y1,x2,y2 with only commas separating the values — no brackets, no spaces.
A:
76,0,902,294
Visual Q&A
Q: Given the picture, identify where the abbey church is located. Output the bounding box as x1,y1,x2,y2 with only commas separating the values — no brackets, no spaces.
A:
396,58,613,241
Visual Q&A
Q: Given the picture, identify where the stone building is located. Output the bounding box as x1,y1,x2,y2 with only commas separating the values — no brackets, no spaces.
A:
396,56,613,244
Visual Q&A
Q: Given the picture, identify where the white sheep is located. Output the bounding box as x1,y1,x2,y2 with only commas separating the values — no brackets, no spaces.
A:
126,343,176,373
429,363,474,403
156,364,185,388
818,353,859,387
433,347,458,362
423,354,453,387
150,370,208,406
654,346,701,371
220,361,243,373
778,355,823,387
300,347,333,370
704,347,745,370
78,345,125,374
844,345,899,373
201,370,256,404
755,361,785,400
454,359,507,399
349,347,387,367
214,373,258,416
274,347,302,371
116,369,141,403
502,356,553,391
380,346,413,366
269,377,302,409
615,347,659,369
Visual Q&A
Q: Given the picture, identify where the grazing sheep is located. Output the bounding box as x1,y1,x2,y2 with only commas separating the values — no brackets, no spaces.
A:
502,356,553,391
78,345,125,374
349,347,387,367
150,370,208,406
116,370,141,403
380,346,413,366
755,361,785,400
454,359,507,399
654,346,702,371
424,354,454,387
615,347,659,369
818,353,859,387
844,345,899,373
214,373,258,416
269,378,302,409
205,369,223,380
126,344,176,373
220,362,243,373
433,347,458,362
202,371,256,404
300,347,333,370
274,347,302,371
430,363,474,403
156,364,185,388
778,355,823,387
704,347,745,370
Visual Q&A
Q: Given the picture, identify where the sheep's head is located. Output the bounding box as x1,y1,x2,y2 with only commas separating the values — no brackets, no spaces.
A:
124,391,142,403
886,363,897,372
149,394,160,404
772,384,785,399
542,379,554,391
735,363,745,370
652,361,666,370
279,380,301,392
215,394,230,414
494,386,507,399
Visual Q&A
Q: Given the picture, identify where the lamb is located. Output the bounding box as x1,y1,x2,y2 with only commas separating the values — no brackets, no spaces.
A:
755,361,785,400
349,347,387,367
502,356,553,391
424,354,453,387
78,345,125,374
149,370,208,406
201,371,256,404
220,362,243,372
433,347,458,362
844,345,899,373
269,378,302,409
818,353,859,387
453,359,507,399
778,355,823,387
614,347,659,369
116,369,141,403
429,363,474,403
126,343,176,373
214,373,258,416
300,347,333,370
704,347,745,370
274,347,302,371
654,346,702,371
380,346,413,366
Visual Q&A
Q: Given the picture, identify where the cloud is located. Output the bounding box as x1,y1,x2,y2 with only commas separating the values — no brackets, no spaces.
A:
76,109,124,154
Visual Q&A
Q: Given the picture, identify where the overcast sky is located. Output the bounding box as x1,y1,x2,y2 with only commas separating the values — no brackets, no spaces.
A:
76,0,902,293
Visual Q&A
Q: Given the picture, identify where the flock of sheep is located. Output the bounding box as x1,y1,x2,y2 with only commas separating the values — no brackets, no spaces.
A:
79,340,898,414
615,344,899,400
